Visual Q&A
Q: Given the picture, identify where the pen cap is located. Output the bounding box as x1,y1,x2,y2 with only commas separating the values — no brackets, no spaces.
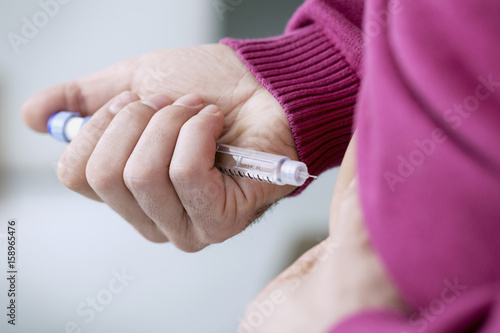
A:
47,112,80,143
281,160,309,186
47,112,90,142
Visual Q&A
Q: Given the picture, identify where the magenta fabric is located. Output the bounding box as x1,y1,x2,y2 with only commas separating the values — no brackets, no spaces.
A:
222,0,500,331
221,0,364,194
352,0,500,331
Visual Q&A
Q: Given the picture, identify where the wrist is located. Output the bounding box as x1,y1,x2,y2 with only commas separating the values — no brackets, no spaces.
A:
222,22,361,194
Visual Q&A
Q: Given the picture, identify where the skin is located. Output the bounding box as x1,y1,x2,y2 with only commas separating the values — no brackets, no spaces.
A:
23,45,406,329
22,45,298,251
239,136,407,332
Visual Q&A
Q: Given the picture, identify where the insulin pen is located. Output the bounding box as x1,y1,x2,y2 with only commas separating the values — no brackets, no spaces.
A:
47,112,317,186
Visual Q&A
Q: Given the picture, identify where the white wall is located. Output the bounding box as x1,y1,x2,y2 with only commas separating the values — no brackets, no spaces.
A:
0,1,338,332
0,0,220,173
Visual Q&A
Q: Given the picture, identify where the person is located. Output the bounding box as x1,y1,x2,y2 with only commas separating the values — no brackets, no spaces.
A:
22,0,500,331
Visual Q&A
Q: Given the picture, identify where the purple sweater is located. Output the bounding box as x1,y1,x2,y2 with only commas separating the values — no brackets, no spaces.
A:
222,0,500,331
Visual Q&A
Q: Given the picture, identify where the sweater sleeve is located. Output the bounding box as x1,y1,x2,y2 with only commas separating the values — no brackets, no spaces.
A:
331,284,500,332
221,0,365,193
333,0,500,331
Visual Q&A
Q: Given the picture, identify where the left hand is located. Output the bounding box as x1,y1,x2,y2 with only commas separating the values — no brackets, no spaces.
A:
239,136,407,333
22,45,299,251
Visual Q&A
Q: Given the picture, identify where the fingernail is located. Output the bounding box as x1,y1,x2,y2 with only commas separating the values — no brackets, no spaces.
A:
109,91,139,114
141,94,172,111
200,105,219,114
173,94,203,107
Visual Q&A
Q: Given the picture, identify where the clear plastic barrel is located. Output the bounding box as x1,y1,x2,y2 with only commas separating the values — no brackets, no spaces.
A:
215,144,312,186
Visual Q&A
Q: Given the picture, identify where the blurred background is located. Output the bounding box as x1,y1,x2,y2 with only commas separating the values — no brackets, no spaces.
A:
0,0,337,332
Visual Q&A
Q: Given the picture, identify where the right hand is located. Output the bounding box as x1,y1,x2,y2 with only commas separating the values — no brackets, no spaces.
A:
22,45,298,251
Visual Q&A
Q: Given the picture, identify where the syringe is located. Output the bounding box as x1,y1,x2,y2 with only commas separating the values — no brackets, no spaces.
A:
47,112,317,186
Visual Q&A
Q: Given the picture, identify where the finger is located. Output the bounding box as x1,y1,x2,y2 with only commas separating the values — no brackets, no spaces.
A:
22,64,133,133
169,104,237,245
86,94,173,243
57,91,140,201
123,94,206,250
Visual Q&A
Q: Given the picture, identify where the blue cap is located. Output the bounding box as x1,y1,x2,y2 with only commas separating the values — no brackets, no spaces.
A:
81,116,90,127
47,112,80,143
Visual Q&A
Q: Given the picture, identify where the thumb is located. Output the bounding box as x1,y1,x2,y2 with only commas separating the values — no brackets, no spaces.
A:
21,64,133,133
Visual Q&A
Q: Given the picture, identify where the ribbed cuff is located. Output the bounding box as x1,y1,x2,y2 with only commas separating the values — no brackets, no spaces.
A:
221,23,360,194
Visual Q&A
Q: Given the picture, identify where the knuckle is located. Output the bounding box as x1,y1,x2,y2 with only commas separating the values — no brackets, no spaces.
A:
123,162,156,193
169,163,198,183
200,226,231,245
86,160,117,192
57,159,86,192
122,101,156,122
137,228,168,244
129,215,169,244
170,236,206,253
164,214,208,253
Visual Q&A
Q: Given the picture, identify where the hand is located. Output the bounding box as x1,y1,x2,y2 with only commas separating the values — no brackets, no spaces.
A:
239,137,407,332
22,45,298,251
